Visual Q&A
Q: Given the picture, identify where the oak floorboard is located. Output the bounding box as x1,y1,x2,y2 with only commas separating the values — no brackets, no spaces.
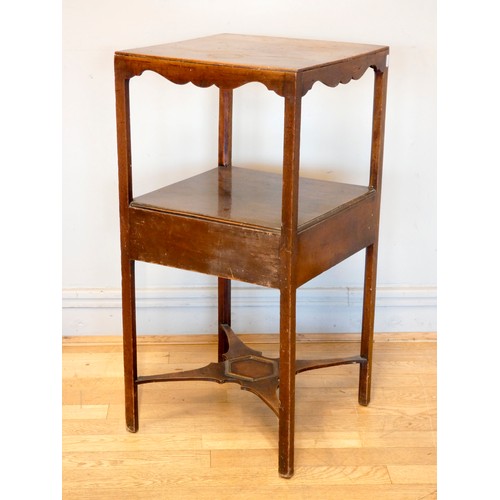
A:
63,484,437,500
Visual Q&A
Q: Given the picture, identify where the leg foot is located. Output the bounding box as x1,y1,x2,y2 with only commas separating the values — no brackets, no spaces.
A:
358,243,378,406
122,259,139,432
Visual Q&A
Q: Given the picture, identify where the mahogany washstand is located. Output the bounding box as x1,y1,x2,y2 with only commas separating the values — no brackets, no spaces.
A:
114,34,389,478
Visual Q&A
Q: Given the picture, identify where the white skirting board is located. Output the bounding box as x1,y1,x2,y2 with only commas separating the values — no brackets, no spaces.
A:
62,285,436,336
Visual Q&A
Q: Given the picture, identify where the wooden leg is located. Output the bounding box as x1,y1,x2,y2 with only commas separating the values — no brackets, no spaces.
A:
358,67,387,406
278,285,297,478
218,89,233,362
359,243,378,406
115,72,138,431
217,88,233,362
277,91,301,478
121,258,139,432
218,277,231,361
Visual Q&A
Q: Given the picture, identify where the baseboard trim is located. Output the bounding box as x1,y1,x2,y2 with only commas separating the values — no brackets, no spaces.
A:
62,285,437,308
62,285,436,336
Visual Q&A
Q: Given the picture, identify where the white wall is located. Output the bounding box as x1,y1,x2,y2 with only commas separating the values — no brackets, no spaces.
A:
62,0,436,335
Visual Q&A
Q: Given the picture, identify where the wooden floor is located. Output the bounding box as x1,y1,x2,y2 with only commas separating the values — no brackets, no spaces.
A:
62,333,436,499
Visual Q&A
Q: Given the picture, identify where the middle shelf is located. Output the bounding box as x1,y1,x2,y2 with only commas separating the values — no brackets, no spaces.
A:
131,166,373,232
128,166,378,288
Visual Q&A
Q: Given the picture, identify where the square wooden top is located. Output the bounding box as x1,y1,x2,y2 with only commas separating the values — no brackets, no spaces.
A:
115,34,388,96
116,33,388,73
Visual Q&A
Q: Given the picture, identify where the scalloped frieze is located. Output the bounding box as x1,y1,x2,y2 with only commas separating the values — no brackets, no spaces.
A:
115,54,295,97
115,49,388,98
299,51,388,96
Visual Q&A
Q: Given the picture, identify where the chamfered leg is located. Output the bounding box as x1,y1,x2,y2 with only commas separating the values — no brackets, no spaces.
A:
115,68,139,432
359,66,387,406
278,285,297,478
217,88,233,361
278,90,301,478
